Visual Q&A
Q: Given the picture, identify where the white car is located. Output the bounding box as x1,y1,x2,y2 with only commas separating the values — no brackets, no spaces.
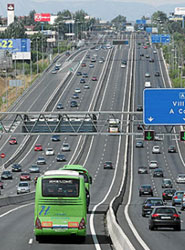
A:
149,160,158,169
45,148,55,156
75,88,81,93
153,50,157,54
176,174,185,184
145,73,150,77
152,146,160,154
17,181,30,194
144,81,151,88
154,135,163,141
62,143,70,151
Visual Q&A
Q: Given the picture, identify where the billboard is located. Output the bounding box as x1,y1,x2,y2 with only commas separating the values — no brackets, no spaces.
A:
7,4,14,11
175,7,185,15
34,13,51,22
12,52,31,60
0,39,30,52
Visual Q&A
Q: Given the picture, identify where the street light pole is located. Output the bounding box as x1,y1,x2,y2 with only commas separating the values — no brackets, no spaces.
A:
3,60,8,108
36,37,39,74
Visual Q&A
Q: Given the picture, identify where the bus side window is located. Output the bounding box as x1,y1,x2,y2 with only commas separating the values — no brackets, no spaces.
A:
89,176,92,184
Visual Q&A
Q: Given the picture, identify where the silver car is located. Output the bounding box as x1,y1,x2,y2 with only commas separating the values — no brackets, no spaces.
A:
37,157,46,165
17,182,30,194
29,165,40,173
62,143,70,151
176,174,185,184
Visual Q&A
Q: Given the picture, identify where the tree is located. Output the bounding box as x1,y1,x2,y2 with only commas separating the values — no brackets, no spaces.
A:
152,11,167,23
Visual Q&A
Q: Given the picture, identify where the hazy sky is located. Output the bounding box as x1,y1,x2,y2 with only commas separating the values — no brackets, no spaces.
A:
0,0,185,21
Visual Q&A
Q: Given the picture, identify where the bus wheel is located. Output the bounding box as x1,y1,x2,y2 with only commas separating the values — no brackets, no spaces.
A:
79,236,86,243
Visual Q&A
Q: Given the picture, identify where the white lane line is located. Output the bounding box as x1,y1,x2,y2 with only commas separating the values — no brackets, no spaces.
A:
28,238,33,245
0,203,33,218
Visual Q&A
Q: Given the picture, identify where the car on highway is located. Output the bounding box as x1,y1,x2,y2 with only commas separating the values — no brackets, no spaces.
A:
65,51,70,56
81,62,86,67
162,189,176,201
89,63,94,68
84,84,90,89
145,54,150,58
145,72,150,77
99,58,104,63
162,178,173,188
176,174,185,184
143,45,148,49
92,76,97,81
34,144,43,151
12,163,22,172
72,93,79,99
37,157,46,165
104,161,113,169
91,57,96,62
51,69,57,74
138,166,148,174
152,145,160,154
56,154,66,162
54,65,60,71
142,198,164,217
136,141,144,148
136,105,143,111
149,58,154,62
62,142,70,151
76,71,82,76
56,103,63,109
17,181,30,194
149,206,181,231
172,191,185,206
51,135,60,141
29,165,40,173
45,148,55,156
139,185,153,196
75,88,81,93
153,50,157,54
144,81,151,88
153,169,164,177
55,62,61,68
168,145,176,153
80,78,86,83
149,160,158,169
70,101,78,107
1,170,12,180
154,135,163,141
140,53,144,57
9,137,17,145
155,71,160,77
20,172,31,181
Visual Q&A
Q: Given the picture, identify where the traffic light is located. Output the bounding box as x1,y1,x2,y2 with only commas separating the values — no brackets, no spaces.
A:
144,130,155,141
180,131,185,141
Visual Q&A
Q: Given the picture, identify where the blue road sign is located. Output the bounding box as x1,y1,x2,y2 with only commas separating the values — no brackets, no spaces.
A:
161,34,170,44
151,35,161,43
143,89,185,125
146,27,152,33
0,39,30,52
136,20,146,24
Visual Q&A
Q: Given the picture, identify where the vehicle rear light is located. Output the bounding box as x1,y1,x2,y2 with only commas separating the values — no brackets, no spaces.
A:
78,218,86,230
35,217,42,229
152,213,159,218
162,193,165,196
173,214,180,218
173,196,178,199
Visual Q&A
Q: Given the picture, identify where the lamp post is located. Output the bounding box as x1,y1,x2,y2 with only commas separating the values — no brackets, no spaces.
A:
36,37,40,75
179,65,183,88
3,60,8,108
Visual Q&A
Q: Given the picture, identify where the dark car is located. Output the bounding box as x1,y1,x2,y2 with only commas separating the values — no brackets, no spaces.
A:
138,166,148,174
20,172,31,181
139,185,153,196
136,141,144,148
51,135,60,141
162,179,173,188
80,78,86,83
56,154,66,162
104,161,113,169
149,206,181,231
140,53,144,57
136,105,143,111
153,169,164,177
12,163,22,172
162,189,176,201
142,198,164,217
70,101,78,107
149,58,154,62
76,71,82,76
1,170,12,180
82,73,88,78
155,71,160,77
57,103,63,109
168,145,176,153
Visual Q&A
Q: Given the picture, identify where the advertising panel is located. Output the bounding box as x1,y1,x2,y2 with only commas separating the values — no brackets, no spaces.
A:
175,7,185,15
0,39,30,52
34,13,51,22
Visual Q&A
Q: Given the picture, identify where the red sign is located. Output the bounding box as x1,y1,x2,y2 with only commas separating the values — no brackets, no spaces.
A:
7,4,14,11
0,153,5,159
34,13,51,22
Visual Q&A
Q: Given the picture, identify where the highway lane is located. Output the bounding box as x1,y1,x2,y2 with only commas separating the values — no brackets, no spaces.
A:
117,32,185,250
0,34,133,250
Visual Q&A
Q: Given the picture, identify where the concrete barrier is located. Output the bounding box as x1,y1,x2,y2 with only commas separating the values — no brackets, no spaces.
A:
0,191,35,207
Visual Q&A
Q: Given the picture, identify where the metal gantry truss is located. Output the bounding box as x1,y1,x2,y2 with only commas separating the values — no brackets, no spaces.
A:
0,111,181,137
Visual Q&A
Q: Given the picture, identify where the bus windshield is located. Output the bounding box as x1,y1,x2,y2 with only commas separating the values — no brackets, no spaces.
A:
42,178,79,197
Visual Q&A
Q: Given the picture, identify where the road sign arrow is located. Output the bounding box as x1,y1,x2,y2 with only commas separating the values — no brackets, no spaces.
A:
146,131,152,140
148,117,154,122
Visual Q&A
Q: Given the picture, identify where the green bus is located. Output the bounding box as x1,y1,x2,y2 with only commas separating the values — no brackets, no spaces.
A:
34,170,87,241
61,165,92,191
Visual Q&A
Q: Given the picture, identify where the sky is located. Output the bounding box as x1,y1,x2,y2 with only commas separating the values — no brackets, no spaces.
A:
0,0,185,21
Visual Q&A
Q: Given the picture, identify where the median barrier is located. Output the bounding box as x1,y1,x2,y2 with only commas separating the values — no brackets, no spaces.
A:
0,191,35,207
